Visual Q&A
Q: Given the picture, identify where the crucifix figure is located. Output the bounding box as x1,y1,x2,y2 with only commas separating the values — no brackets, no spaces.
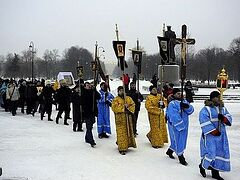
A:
175,24,195,99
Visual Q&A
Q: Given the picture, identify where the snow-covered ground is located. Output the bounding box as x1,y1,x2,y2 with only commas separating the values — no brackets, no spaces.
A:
0,81,239,180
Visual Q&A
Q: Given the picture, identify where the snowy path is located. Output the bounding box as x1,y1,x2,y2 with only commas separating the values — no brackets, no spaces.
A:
0,101,239,180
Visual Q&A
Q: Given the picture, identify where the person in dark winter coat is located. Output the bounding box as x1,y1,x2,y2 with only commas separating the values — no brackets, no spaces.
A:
40,80,55,121
71,84,83,132
184,80,194,103
18,80,27,113
25,82,38,115
55,80,72,125
150,74,159,88
82,82,100,147
127,82,143,136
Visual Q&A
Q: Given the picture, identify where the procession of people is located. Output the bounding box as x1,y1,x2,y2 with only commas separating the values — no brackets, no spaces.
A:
0,23,234,180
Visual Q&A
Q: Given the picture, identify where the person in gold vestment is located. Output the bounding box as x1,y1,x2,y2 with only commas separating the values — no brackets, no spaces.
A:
145,85,168,148
112,86,137,155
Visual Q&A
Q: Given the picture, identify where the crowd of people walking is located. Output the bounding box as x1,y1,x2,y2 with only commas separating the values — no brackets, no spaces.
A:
0,75,232,180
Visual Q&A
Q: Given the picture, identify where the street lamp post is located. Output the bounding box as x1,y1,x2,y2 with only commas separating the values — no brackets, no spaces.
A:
29,41,35,82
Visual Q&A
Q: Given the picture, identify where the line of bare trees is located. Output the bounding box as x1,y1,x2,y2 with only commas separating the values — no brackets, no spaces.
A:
0,37,239,82
0,46,105,80
114,37,240,82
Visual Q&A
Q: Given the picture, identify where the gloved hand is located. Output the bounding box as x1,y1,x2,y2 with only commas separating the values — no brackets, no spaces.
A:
105,92,108,101
218,114,225,121
211,129,221,136
105,100,112,107
180,102,189,109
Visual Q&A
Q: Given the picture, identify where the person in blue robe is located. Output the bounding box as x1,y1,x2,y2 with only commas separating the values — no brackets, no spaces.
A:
166,88,194,166
198,91,232,180
97,82,114,139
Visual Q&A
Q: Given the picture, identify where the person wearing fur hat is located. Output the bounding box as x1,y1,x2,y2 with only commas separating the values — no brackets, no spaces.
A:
198,91,232,180
165,88,194,165
145,85,168,148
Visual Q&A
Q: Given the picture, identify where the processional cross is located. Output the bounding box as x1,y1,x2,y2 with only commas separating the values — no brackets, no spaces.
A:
175,24,195,100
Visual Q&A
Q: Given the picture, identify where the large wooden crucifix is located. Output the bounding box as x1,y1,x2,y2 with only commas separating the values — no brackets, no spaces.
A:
175,24,195,100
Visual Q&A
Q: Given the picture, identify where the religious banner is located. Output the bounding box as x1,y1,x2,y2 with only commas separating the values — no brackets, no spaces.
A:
132,50,142,65
157,36,169,65
113,40,126,71
132,50,142,74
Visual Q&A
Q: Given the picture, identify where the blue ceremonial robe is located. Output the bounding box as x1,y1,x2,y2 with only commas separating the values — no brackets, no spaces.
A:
166,99,194,156
97,90,114,134
199,104,232,171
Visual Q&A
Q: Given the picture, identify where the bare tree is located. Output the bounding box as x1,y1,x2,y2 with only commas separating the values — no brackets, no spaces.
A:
43,49,60,78
229,37,240,81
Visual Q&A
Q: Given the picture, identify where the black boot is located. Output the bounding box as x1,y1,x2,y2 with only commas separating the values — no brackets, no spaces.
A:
166,148,175,159
48,114,53,121
199,163,206,177
102,132,109,138
98,133,103,139
211,169,224,180
64,120,69,125
178,154,188,166
56,117,59,124
40,114,44,120
90,142,96,148
119,151,126,155
73,122,77,132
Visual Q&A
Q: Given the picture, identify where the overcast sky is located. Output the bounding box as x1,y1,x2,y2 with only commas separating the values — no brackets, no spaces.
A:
0,0,239,61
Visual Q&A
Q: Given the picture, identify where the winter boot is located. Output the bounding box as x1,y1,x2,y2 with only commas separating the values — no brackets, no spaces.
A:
166,148,175,159
199,163,206,177
211,169,224,180
77,124,83,132
178,154,188,166
119,151,126,155
98,133,103,139
64,119,69,125
40,113,44,120
48,114,53,121
56,117,59,124
102,132,109,138
73,123,77,132
90,142,96,148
